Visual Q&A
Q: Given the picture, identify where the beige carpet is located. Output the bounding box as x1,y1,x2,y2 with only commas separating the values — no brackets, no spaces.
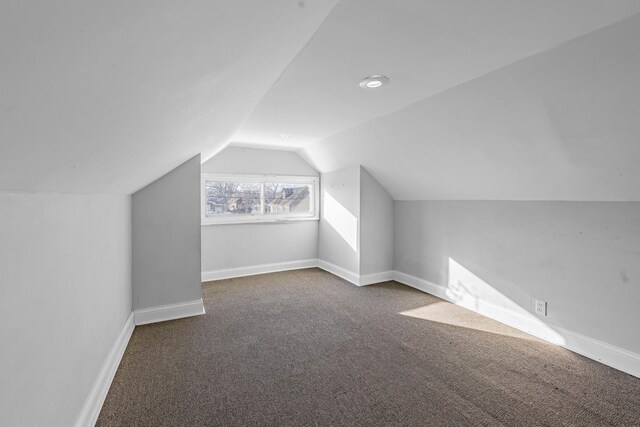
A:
97,268,640,426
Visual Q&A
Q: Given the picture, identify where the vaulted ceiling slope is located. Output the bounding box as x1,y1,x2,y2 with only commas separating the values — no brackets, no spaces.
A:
233,0,640,149
301,13,640,201
0,1,337,194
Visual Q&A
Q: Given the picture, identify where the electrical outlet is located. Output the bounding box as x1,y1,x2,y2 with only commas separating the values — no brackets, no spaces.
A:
534,299,547,316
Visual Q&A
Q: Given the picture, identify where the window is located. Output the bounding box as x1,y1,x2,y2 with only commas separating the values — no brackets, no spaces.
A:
201,174,319,224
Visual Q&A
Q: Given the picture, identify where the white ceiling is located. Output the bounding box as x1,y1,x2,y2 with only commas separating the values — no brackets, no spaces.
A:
0,0,337,194
301,13,640,200
233,0,640,149
3,0,640,200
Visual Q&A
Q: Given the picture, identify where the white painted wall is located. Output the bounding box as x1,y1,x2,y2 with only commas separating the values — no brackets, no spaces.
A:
202,146,318,177
0,192,131,427
202,222,318,272
360,167,393,275
394,201,640,355
201,146,319,275
318,165,361,275
133,155,202,310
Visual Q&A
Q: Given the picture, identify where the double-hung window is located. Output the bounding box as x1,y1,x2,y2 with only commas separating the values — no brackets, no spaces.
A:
201,174,319,224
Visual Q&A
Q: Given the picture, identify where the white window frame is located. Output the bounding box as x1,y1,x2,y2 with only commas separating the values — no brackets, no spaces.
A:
201,173,320,225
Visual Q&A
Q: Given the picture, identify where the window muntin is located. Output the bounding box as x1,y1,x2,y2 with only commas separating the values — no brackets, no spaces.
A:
202,174,318,224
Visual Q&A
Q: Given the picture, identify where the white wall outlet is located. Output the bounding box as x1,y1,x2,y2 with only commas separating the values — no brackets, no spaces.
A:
534,299,547,316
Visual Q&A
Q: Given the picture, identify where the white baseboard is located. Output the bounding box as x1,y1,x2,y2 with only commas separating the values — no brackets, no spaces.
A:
134,299,205,326
317,259,361,285
359,270,394,286
392,271,445,299
203,258,392,288
553,324,640,379
391,271,564,344
74,311,135,427
316,260,391,287
75,299,206,426
202,259,318,282
201,257,396,288
392,270,640,379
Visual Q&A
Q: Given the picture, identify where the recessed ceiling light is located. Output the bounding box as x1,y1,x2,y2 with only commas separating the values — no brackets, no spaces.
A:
277,133,292,139
359,75,389,89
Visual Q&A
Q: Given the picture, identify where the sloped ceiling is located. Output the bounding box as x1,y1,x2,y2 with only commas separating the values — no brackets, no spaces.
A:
0,0,337,194
231,0,640,201
233,0,640,149
302,13,640,200
4,1,640,200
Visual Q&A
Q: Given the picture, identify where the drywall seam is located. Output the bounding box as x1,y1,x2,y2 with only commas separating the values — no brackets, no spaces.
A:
74,312,135,427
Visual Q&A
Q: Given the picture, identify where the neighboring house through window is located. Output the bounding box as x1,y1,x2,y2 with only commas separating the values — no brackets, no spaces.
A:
201,174,319,224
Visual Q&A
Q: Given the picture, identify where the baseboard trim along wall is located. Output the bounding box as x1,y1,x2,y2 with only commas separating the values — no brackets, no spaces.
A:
315,260,393,287
202,259,392,288
201,258,390,288
359,270,394,286
316,260,360,285
134,299,205,326
74,311,135,427
391,270,640,379
202,259,319,282
200,260,640,378
76,300,206,425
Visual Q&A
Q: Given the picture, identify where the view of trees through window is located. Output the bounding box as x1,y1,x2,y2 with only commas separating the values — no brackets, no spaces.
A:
205,181,261,215
205,179,312,217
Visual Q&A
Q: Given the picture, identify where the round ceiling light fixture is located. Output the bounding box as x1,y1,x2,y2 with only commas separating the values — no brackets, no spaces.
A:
277,133,293,139
359,75,390,89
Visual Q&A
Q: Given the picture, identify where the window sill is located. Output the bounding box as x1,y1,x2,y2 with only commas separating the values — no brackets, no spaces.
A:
201,216,320,226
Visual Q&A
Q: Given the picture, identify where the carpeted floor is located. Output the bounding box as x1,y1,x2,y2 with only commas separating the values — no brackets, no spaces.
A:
97,268,640,426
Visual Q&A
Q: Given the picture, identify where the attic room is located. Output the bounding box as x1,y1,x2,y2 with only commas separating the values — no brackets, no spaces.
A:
2,1,640,426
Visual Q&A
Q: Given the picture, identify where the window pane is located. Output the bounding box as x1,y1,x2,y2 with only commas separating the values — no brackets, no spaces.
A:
263,183,312,215
205,181,261,216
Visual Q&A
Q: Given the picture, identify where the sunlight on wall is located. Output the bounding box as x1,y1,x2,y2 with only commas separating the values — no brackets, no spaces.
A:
400,301,541,341
445,258,565,345
323,191,358,251
447,258,514,312
399,259,566,344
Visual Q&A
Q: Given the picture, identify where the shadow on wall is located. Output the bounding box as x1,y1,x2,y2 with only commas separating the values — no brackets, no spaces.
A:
400,258,566,345
323,191,357,252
